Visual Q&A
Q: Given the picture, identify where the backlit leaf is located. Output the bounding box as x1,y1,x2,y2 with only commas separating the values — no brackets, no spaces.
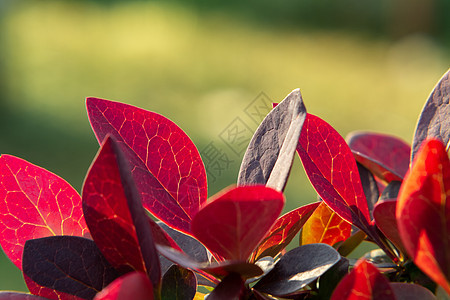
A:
23,236,119,300
411,70,450,163
161,265,196,300
86,98,207,235
238,89,307,191
297,114,371,233
253,244,340,296
83,136,161,288
300,202,351,246
94,272,154,300
331,259,395,300
0,155,88,270
397,138,450,294
347,131,410,182
252,201,320,261
191,185,284,261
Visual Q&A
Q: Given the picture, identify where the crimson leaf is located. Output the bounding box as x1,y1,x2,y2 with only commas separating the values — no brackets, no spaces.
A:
0,155,88,270
86,98,207,235
94,272,154,300
83,136,161,290
191,185,284,261
238,88,307,191
22,236,120,300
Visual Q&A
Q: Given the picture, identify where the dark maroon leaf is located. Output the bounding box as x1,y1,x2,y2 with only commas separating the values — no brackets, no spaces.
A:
330,259,395,300
82,136,161,289
93,272,154,300
346,131,410,182
191,185,284,262
0,292,50,300
373,199,407,256
0,155,88,270
412,70,450,163
252,201,320,261
22,236,120,300
253,244,340,296
297,114,372,233
318,258,349,300
156,245,262,280
379,181,402,201
161,265,197,300
86,98,207,235
390,283,437,300
238,89,307,191
207,273,246,300
357,163,379,218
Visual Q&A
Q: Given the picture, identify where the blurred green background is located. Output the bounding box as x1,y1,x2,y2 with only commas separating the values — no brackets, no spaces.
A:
0,0,449,292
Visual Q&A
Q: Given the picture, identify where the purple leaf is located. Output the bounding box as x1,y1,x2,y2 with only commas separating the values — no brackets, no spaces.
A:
86,98,207,235
412,70,450,162
207,273,245,300
0,292,50,300
238,89,307,191
161,265,197,300
22,236,120,300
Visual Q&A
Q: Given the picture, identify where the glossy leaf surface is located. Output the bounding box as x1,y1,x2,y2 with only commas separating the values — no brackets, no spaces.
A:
318,258,349,300
297,114,371,233
86,98,207,234
83,136,161,286
161,265,197,300
191,185,284,261
300,202,351,246
94,272,154,300
347,131,410,182
253,243,340,296
0,155,88,270
252,201,320,261
23,236,119,300
373,199,406,255
390,283,437,300
412,70,450,162
238,89,307,191
331,259,395,300
397,139,450,294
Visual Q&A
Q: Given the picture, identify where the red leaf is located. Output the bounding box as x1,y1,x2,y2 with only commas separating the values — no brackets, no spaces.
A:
86,98,207,235
346,131,410,182
397,138,450,294
82,136,161,287
331,259,396,300
297,114,371,232
252,201,320,261
300,202,351,246
191,186,284,261
24,279,82,300
0,155,88,270
94,272,153,300
373,200,407,256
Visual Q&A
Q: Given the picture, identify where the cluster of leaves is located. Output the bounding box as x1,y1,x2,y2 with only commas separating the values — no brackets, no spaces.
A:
0,70,448,300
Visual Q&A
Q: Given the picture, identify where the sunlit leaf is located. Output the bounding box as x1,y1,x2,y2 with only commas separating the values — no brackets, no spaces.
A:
238,89,307,191
318,258,349,300
331,259,395,300
300,202,351,246
23,236,119,300
191,185,284,261
0,155,88,270
252,201,320,261
94,272,154,300
411,70,450,163
86,98,207,235
397,138,450,294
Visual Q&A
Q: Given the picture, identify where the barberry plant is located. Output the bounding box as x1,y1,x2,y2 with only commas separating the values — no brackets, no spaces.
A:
0,70,448,300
